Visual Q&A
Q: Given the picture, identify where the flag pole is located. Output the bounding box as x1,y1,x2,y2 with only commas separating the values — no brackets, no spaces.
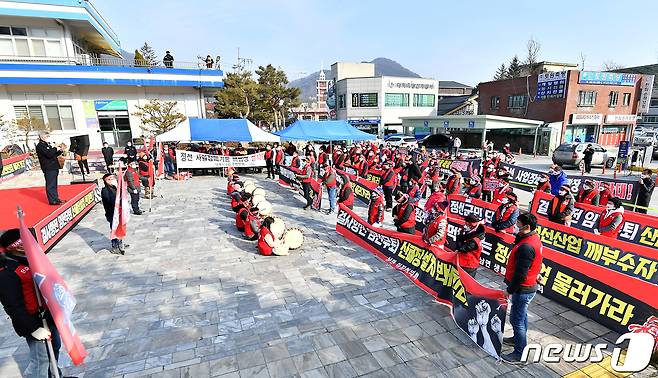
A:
17,207,60,378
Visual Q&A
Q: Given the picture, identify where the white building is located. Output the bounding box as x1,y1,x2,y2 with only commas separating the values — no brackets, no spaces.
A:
0,0,223,150
331,62,438,137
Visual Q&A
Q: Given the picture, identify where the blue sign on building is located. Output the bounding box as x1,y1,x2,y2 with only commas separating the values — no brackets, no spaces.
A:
443,120,449,128
468,120,475,128
579,71,637,86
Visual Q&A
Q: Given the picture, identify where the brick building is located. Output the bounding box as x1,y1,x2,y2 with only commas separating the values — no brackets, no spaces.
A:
478,70,647,147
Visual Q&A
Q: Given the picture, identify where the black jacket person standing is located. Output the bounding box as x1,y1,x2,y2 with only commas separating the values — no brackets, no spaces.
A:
582,144,594,174
637,169,655,214
35,131,64,205
101,142,114,173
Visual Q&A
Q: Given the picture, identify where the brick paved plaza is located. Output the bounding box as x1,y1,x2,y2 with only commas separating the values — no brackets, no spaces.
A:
0,174,655,377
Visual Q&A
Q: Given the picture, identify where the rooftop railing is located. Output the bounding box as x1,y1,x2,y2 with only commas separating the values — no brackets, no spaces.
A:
0,55,221,71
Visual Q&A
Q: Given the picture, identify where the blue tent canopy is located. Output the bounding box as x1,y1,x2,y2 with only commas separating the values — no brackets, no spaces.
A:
275,120,376,141
157,118,279,142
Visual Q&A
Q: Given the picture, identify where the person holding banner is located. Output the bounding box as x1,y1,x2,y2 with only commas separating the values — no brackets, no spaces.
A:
423,200,448,248
0,229,67,378
290,151,301,169
265,145,275,179
576,179,600,206
446,169,462,195
594,197,625,238
502,213,543,364
535,174,550,193
337,174,354,210
547,185,575,226
296,156,315,210
393,192,416,234
548,165,567,196
492,175,512,205
598,182,613,207
455,214,485,278
275,144,284,174
465,177,482,199
491,192,520,234
368,188,385,227
101,173,127,255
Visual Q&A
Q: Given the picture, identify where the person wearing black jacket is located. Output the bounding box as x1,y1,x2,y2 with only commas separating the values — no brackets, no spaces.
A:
101,173,124,255
35,131,64,205
0,229,65,378
582,144,594,174
636,169,655,214
392,192,416,234
124,141,137,163
455,215,485,278
101,142,114,173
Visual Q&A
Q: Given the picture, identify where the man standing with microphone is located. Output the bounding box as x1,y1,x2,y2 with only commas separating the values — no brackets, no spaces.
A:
35,131,65,205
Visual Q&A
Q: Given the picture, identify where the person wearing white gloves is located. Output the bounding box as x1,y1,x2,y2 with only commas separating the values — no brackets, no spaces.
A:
0,229,67,378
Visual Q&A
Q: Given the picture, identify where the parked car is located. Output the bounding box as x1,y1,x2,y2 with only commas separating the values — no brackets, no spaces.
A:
552,143,615,169
386,135,418,149
634,130,658,147
421,134,451,150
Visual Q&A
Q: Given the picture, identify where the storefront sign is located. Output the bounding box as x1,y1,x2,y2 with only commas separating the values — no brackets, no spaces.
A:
175,150,266,168
94,99,128,111
571,113,603,124
638,75,655,114
387,81,435,90
0,153,33,182
537,71,567,100
336,204,507,359
579,71,637,86
605,114,637,124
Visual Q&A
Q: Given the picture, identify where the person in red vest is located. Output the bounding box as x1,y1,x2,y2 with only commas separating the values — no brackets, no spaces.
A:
576,179,600,206
290,151,301,169
548,184,575,225
264,144,275,179
258,217,276,256
425,184,446,212
337,174,354,210
296,156,315,210
227,174,240,196
357,155,369,178
594,197,624,238
445,169,462,195
125,161,143,215
423,200,448,248
492,176,512,205
380,161,397,211
465,177,482,199
428,162,441,190
230,184,245,211
321,162,337,214
138,152,153,199
481,162,497,202
368,188,385,226
502,213,543,364
455,214,485,278
491,192,520,233
535,174,550,193
243,206,261,241
0,230,67,378
235,193,252,232
393,192,416,234
598,182,613,207
274,144,284,174
407,179,421,205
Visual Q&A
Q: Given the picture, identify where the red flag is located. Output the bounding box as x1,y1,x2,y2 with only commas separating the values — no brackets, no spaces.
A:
157,142,164,178
147,136,155,151
18,209,87,365
111,164,130,240
148,159,155,189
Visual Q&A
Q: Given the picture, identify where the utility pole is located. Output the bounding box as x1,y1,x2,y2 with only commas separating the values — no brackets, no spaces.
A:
232,47,253,73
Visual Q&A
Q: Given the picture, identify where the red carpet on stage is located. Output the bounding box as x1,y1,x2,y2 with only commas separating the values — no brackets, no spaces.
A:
0,183,99,251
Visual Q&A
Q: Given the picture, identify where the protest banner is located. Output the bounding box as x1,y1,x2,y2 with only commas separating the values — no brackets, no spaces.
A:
336,169,378,205
336,204,507,359
176,150,266,169
500,162,640,203
446,205,657,335
278,165,322,210
531,190,658,251
0,153,33,182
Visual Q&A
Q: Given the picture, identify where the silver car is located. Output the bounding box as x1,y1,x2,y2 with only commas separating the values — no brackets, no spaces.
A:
552,143,615,169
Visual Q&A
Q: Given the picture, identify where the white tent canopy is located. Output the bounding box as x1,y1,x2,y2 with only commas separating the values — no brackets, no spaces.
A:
156,118,280,143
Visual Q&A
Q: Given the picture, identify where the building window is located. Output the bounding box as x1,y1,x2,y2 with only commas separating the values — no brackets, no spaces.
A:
577,90,597,107
13,104,75,131
490,96,500,110
609,91,619,107
623,93,631,106
352,93,378,107
508,95,527,109
384,93,409,107
0,25,64,58
642,115,658,123
650,98,658,108
338,94,346,109
413,94,435,107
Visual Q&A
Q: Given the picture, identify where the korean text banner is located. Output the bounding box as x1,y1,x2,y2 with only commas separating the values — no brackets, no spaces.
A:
337,169,377,205
278,165,322,210
336,204,507,359
500,162,639,202
176,150,266,168
0,153,33,182
434,158,481,179
446,210,657,335
531,190,658,252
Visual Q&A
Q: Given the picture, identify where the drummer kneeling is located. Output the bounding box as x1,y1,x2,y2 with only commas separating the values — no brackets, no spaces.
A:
258,217,289,256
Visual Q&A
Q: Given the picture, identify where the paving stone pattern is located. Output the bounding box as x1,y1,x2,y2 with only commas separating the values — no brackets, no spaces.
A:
0,174,656,377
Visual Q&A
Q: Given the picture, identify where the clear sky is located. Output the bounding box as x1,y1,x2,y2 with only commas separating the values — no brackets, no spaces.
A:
94,0,658,85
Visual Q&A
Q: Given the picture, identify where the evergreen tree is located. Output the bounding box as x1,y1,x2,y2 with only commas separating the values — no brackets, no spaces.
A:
507,56,522,79
138,42,158,67
494,64,508,80
134,49,146,67
214,71,259,120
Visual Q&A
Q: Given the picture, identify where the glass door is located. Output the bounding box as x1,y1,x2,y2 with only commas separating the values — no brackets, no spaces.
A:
99,117,132,147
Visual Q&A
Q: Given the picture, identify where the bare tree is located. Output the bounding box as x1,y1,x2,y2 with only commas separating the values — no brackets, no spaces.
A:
602,60,624,71
525,37,541,74
14,116,49,150
579,52,587,71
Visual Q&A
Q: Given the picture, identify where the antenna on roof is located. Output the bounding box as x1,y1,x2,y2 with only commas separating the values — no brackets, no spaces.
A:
232,47,253,73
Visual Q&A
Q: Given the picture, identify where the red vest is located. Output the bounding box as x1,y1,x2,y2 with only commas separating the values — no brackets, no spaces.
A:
446,176,461,194
236,207,248,230
536,181,550,193
127,168,141,188
275,150,284,164
291,156,300,168
340,185,354,207
458,234,482,269
227,181,234,195
408,184,419,199
492,183,510,204
301,164,313,183
599,209,624,238
599,189,612,206
0,263,38,315
318,152,327,165
505,233,543,288
381,168,396,188
368,196,385,224
550,196,569,216
396,202,416,229
323,168,336,188
258,227,274,256
466,184,481,198
494,203,518,233
577,189,598,205
230,194,241,209
265,150,274,160
244,212,260,238
424,211,447,247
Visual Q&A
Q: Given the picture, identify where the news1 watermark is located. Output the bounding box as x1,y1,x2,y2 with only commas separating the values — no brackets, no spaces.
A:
522,332,656,372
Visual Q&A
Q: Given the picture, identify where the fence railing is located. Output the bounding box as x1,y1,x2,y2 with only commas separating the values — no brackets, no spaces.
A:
0,55,220,70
